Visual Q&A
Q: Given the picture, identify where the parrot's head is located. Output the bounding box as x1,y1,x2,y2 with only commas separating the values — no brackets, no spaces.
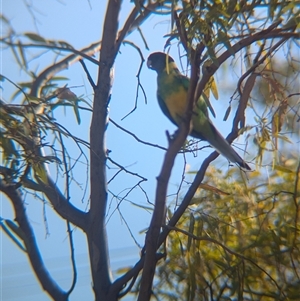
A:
147,52,175,74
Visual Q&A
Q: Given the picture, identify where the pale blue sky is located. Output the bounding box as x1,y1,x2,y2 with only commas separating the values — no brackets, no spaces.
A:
1,1,252,300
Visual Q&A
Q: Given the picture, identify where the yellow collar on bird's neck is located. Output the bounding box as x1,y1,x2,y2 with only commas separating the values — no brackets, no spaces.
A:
160,61,181,77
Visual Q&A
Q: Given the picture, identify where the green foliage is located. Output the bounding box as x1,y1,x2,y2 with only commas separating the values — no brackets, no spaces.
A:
0,72,86,184
164,1,300,172
1,1,299,300
171,0,299,58
154,164,300,300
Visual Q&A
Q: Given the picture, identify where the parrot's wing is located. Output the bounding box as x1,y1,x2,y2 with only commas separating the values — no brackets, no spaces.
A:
178,74,190,90
157,94,178,126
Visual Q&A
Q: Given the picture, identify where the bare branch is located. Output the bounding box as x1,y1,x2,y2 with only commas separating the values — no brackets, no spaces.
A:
137,48,201,301
28,41,101,97
121,40,146,120
0,180,68,301
88,0,122,297
58,131,77,296
107,157,147,182
79,59,97,89
115,1,163,52
37,176,88,230
109,118,167,151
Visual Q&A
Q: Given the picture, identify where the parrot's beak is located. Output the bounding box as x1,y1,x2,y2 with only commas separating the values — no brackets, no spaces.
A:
147,59,152,69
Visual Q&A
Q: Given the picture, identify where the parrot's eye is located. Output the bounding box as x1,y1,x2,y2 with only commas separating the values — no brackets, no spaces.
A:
147,60,153,69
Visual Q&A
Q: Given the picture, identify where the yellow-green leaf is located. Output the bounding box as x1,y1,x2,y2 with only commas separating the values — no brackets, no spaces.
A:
73,100,81,125
24,32,47,43
115,266,132,274
273,165,294,174
187,213,195,251
17,40,27,69
223,105,231,121
202,92,216,118
198,183,230,196
33,162,48,184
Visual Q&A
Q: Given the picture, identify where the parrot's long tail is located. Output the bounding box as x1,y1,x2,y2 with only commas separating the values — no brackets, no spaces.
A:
193,123,251,170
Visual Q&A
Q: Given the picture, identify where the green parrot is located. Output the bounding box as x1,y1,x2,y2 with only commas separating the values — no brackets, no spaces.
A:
147,52,251,170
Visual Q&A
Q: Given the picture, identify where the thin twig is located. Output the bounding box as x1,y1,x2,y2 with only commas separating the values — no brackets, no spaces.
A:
58,132,77,296
107,157,147,182
3,41,100,65
109,118,167,151
79,59,96,89
121,41,147,120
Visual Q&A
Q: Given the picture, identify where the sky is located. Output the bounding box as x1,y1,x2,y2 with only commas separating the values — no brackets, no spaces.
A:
0,1,256,300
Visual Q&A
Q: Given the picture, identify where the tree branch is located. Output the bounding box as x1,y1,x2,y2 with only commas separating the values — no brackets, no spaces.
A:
36,176,88,231
1,100,88,230
0,180,68,301
195,23,299,104
88,0,122,298
59,131,78,296
137,51,200,301
115,1,164,52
